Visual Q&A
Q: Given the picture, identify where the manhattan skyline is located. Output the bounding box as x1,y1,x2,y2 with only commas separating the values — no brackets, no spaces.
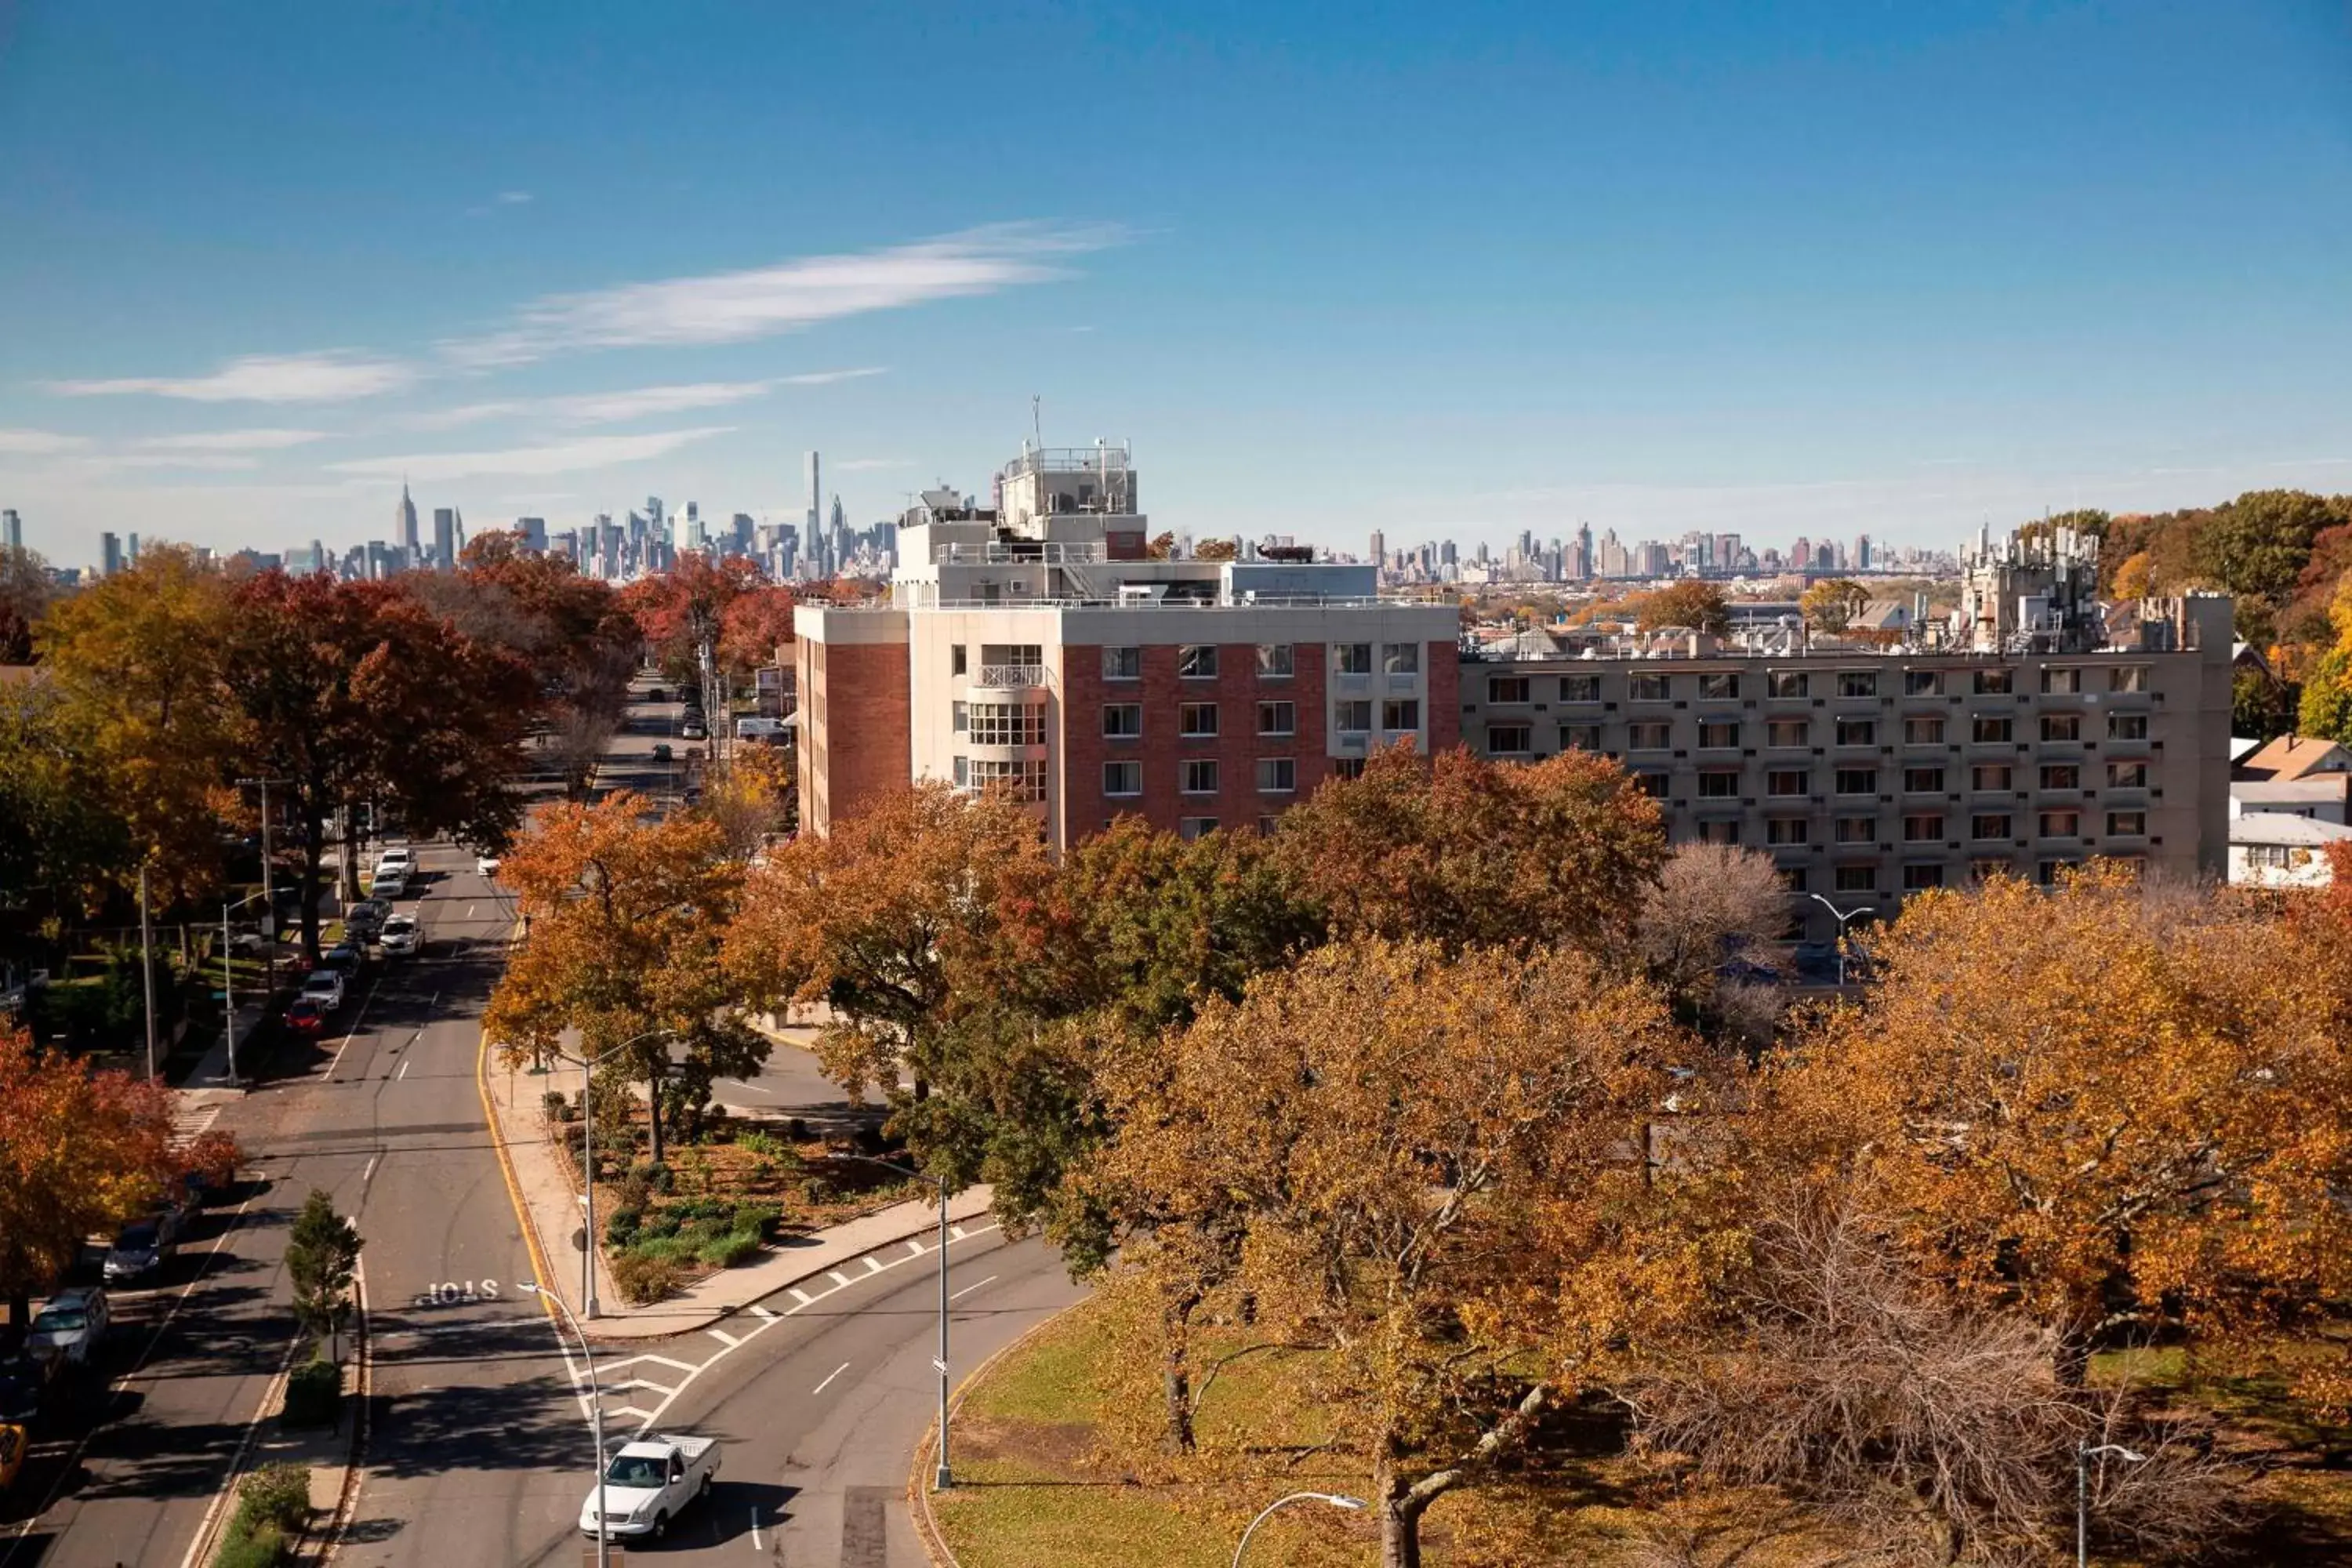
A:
2,2,2347,564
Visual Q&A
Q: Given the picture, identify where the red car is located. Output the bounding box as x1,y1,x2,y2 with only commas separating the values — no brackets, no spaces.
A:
284,998,328,1036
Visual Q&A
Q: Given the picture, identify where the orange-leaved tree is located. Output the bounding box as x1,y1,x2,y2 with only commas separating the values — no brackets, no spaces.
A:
1637,579,1730,635
485,790,763,1163
0,1025,173,1327
1269,744,1665,960
1759,866,2352,1390
1073,938,1682,1565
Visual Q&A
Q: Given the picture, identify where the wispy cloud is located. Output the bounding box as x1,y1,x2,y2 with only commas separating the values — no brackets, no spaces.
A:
779,366,887,387
440,223,1123,367
49,351,417,404
0,428,93,455
136,428,331,452
77,453,262,473
399,379,783,431
496,191,533,205
833,457,914,472
326,426,735,482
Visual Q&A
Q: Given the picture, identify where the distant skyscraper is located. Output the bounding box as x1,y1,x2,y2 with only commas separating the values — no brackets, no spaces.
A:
100,532,122,577
806,452,822,539
432,507,457,570
516,517,548,553
3,508,23,551
1368,530,1385,572
397,482,419,564
125,532,140,565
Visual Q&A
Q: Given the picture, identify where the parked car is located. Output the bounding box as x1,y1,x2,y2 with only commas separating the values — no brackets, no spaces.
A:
321,942,364,979
646,685,667,702
579,1434,720,1541
0,1421,25,1492
103,1218,173,1284
0,1353,50,1425
476,853,502,877
28,1289,107,1369
284,998,328,1036
299,970,345,1012
378,913,420,956
369,866,408,899
652,743,672,762
679,718,707,741
376,846,415,872
345,899,390,940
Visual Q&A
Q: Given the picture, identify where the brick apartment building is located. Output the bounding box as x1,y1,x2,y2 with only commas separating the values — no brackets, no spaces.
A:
794,444,1461,847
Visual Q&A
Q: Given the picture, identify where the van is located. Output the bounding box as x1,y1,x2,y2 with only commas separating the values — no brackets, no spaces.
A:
735,717,786,739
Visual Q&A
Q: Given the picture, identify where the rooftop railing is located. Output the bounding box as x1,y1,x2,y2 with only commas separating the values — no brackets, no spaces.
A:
999,445,1132,480
931,541,1109,565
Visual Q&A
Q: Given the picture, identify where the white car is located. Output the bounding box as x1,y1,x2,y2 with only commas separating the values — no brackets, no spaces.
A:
579,1434,720,1541
378,913,420,956
30,1288,109,1368
476,853,501,877
299,969,345,1012
370,866,408,899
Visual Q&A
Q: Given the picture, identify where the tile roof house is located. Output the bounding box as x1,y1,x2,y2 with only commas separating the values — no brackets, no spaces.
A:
2240,735,2352,782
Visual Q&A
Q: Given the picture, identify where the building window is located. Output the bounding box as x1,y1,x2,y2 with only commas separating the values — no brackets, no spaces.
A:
1181,758,1220,796
1628,721,1672,750
1780,866,1810,892
1632,770,1668,798
1102,760,1142,797
1382,699,1421,731
952,700,969,735
952,755,968,788
1902,813,1944,843
1698,770,1740,798
1768,671,1808,699
1835,718,1876,746
1901,766,1944,793
1697,672,1737,700
1336,699,1372,734
2039,764,2080,790
1974,669,2013,695
1835,864,1878,893
1902,862,1946,890
1257,815,1281,837
2107,811,2147,836
2043,667,2082,695
1698,720,1740,749
1904,670,1942,696
1971,858,2011,883
1767,769,1810,797
2247,844,2290,870
967,757,1047,802
1487,674,1530,703
2038,810,2081,838
1766,817,1809,846
2111,665,2149,694
1103,703,1142,739
1560,723,1601,751
2037,858,2078,886
1904,717,1945,744
1560,674,1601,702
1835,815,1876,844
1489,723,1534,755
1178,816,1219,842
1971,814,2012,840
1179,702,1219,739
1835,767,1878,796
1178,644,1219,680
952,644,968,676
1630,673,1671,702
2107,760,2148,788
2041,713,2082,742
970,702,1046,745
1972,717,2013,743
1838,671,1878,699
1257,700,1295,737
1332,757,1367,782
1256,643,1294,679
1972,763,2013,792
1384,643,1420,676
1697,819,1741,845
1338,644,1374,676
1102,645,1142,681
1256,757,1297,795
1766,718,1809,748
2109,713,2149,741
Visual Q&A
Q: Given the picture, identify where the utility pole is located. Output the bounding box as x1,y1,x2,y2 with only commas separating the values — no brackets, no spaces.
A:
139,861,158,1080
240,778,285,1001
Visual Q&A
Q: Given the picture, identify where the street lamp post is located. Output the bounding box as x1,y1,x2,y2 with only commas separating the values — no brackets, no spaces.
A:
535,1026,681,1320
836,1152,953,1490
2076,1439,2147,1568
138,859,158,1080
238,777,289,1002
522,1281,610,1568
1232,1492,1367,1566
220,888,270,1088
1807,892,1871,985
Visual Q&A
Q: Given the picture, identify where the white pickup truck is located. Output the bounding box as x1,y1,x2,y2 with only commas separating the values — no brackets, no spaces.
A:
579,1433,720,1541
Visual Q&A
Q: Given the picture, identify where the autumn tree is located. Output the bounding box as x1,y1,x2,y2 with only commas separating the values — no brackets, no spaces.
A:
2297,575,2352,742
1637,843,1790,1042
286,1189,364,1363
1270,744,1666,960
1073,939,1679,1566
0,545,58,663
36,544,240,899
485,790,761,1163
717,583,797,679
1638,579,1730,635
0,679,133,924
2196,488,2348,647
1758,867,2352,1392
620,554,764,687
1798,577,1871,633
694,743,795,858
0,1025,172,1327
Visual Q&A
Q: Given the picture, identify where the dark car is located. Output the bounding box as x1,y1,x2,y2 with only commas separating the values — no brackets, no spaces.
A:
321,943,364,979
103,1219,172,1284
652,743,673,762
646,686,667,702
285,998,328,1036
0,1353,49,1425
345,899,391,940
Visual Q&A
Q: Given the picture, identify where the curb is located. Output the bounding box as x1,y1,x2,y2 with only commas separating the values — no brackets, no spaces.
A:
307,1260,372,1565
907,1299,1088,1568
477,1025,565,1331
177,1337,303,1568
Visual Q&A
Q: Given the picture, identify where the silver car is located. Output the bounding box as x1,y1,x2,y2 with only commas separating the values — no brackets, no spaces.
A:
29,1287,109,1367
379,913,420,956
103,1218,172,1283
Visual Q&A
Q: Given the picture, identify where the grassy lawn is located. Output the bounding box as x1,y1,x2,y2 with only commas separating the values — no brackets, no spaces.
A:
932,1297,2352,1568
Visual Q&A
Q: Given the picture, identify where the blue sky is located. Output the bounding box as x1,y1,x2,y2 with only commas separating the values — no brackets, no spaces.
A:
1,0,2347,567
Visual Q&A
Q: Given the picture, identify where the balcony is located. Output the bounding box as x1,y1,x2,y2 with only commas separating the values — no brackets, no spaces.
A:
934,541,1108,566
974,663,1050,691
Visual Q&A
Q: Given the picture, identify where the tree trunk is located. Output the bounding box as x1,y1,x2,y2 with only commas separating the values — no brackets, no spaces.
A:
1377,1458,1428,1568
1161,1290,1200,1455
299,804,328,962
645,1065,666,1167
338,808,364,904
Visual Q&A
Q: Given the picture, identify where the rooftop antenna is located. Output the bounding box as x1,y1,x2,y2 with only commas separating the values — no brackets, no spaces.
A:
1031,394,1043,453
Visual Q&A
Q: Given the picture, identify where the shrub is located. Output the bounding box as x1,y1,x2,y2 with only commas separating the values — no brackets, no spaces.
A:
739,1129,790,1162
542,1090,570,1123
786,1117,809,1141
698,1230,762,1269
641,1210,682,1240
616,1167,655,1210
798,1176,835,1205
731,1202,782,1236
281,1358,341,1428
604,1207,643,1247
212,1521,286,1568
612,1250,682,1305
628,1235,699,1265
239,1462,312,1532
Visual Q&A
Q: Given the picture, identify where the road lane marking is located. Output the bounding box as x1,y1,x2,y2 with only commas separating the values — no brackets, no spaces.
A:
397,1058,411,1080
827,1270,852,1287
706,1326,739,1348
949,1225,967,1241
949,1274,999,1303
362,1155,378,1182
788,1287,814,1305
750,1508,763,1549
811,1360,850,1395
751,1305,777,1321
326,975,384,1077
905,1240,926,1258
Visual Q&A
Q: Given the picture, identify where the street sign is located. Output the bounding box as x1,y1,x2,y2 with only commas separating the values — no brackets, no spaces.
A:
932,1357,949,1375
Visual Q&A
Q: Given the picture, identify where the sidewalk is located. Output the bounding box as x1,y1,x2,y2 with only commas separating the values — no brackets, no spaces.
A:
480,1036,994,1342
180,1000,267,1091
